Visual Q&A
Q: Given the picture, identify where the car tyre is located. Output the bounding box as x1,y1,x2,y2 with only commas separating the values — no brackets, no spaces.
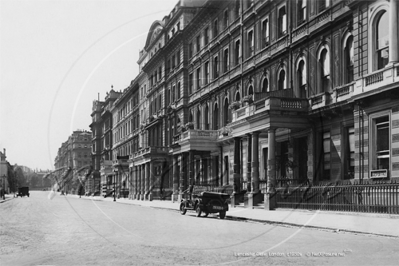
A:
180,203,187,215
196,205,202,217
219,211,226,219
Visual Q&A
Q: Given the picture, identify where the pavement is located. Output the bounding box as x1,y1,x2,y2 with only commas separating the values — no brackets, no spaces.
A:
3,192,399,238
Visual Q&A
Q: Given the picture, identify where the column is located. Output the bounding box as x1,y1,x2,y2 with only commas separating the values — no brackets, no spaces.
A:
265,128,276,210
189,151,194,187
133,166,137,199
172,155,179,202
178,153,186,202
246,134,252,192
147,161,153,201
141,164,145,200
252,131,260,193
233,137,241,193
389,0,398,64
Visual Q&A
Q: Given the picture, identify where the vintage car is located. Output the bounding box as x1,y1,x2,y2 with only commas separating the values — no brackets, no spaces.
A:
17,187,30,197
180,190,230,219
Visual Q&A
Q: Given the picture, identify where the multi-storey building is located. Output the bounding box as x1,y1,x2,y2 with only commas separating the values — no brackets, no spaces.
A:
92,0,399,212
89,89,121,196
54,130,92,194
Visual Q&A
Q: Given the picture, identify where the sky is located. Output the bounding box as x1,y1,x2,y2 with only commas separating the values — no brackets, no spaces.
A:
0,0,179,170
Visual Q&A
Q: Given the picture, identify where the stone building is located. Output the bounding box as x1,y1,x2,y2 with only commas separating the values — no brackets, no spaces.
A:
54,130,92,194
93,0,399,210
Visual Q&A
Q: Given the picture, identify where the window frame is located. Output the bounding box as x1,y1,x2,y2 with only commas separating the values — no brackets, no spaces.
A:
369,111,391,176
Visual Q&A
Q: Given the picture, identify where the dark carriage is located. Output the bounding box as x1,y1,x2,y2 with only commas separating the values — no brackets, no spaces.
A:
180,189,230,219
17,187,30,197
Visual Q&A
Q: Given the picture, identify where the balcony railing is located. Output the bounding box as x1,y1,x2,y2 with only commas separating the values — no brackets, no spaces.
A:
365,71,384,86
180,129,218,142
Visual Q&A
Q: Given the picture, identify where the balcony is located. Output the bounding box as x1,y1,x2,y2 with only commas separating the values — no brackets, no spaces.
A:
172,129,219,152
232,89,308,122
133,146,168,159
310,91,332,109
333,82,355,103
354,64,399,98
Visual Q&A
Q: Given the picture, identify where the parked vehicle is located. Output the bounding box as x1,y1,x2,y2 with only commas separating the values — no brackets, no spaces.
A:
180,187,230,219
17,187,30,197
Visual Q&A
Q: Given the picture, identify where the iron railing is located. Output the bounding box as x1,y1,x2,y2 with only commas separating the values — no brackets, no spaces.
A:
275,180,399,214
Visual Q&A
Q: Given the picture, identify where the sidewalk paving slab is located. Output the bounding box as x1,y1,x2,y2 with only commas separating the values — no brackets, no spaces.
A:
71,194,399,238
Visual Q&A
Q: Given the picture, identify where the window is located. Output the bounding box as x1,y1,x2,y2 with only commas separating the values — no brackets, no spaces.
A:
344,36,354,83
177,82,181,99
320,48,330,92
204,27,209,45
172,85,175,102
278,69,286,90
213,103,219,129
319,0,330,11
189,42,193,58
371,114,390,171
297,0,307,24
375,11,389,70
297,60,307,98
262,77,269,92
345,127,355,179
176,50,180,66
247,30,254,58
214,55,219,78
196,107,201,129
235,1,240,19
196,67,201,90
204,105,209,130
223,48,229,73
204,61,210,85
189,73,193,94
172,55,175,69
278,6,287,37
235,39,241,65
322,132,331,180
224,9,229,29
223,98,229,126
196,35,201,53
262,19,269,48
213,19,219,38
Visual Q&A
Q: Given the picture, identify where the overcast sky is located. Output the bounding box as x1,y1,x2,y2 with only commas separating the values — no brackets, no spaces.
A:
0,0,178,170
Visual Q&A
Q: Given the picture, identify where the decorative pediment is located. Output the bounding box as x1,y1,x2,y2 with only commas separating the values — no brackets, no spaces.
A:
144,20,164,50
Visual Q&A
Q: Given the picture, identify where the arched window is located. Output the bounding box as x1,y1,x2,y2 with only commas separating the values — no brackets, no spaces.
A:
196,107,201,129
278,69,286,90
375,11,389,70
262,77,269,93
204,104,209,130
235,91,241,101
344,36,354,83
319,48,330,92
297,60,306,98
223,98,229,126
213,103,219,130
189,111,193,122
248,85,254,95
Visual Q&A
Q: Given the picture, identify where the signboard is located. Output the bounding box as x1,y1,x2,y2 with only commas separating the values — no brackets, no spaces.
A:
370,169,388,178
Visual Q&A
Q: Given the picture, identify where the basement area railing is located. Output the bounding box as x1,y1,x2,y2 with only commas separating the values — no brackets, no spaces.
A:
275,180,399,214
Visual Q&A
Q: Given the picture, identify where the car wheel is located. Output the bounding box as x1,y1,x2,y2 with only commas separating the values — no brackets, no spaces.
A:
203,212,209,217
196,205,202,217
219,211,226,219
180,203,187,215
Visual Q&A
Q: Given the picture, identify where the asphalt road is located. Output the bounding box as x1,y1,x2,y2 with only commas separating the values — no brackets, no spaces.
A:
1,191,398,265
